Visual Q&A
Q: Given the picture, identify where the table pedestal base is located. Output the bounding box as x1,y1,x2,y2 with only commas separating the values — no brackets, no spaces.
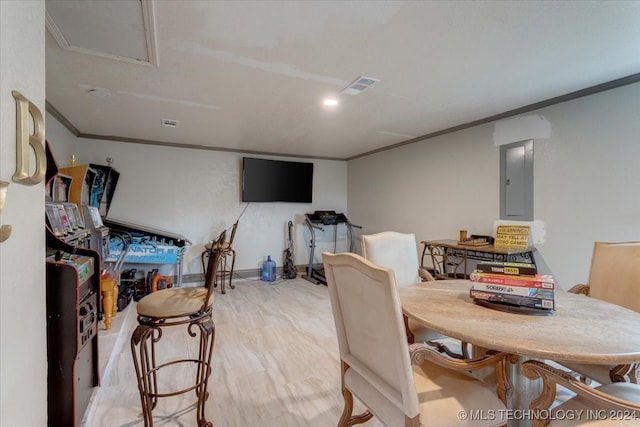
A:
508,356,542,427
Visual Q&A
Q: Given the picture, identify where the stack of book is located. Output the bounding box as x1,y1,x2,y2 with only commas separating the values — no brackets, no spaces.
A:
469,261,555,312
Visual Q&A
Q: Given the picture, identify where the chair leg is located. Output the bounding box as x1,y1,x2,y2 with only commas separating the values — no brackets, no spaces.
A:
227,249,236,290
404,415,421,427
131,324,160,427
131,317,216,427
338,362,373,427
219,254,227,294
194,316,216,427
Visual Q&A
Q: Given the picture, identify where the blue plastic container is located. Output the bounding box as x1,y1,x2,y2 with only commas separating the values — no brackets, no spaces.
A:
261,255,276,282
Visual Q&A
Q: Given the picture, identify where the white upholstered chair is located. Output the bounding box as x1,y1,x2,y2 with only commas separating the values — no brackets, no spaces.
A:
322,251,512,427
361,231,463,355
565,241,640,384
523,360,640,427
361,231,434,288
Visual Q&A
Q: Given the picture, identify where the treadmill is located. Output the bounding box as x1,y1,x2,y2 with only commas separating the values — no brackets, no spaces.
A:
304,211,361,285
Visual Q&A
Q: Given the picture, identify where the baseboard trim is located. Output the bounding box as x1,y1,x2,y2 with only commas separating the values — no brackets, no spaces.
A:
171,267,300,284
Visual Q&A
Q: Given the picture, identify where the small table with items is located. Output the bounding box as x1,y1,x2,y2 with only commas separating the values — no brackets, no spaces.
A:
420,239,536,279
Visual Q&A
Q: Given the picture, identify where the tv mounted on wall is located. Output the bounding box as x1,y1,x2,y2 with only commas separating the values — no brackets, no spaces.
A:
242,157,313,203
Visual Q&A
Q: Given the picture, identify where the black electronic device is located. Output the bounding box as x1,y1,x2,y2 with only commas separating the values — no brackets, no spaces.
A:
241,157,313,203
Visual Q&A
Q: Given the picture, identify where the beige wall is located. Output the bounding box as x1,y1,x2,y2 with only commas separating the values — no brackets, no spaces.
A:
348,82,640,289
0,1,48,426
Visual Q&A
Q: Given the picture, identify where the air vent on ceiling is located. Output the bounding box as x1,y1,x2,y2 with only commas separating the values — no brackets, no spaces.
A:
341,76,380,95
162,119,179,128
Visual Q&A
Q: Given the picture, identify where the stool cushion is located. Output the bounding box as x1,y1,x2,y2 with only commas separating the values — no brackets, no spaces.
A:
136,287,215,318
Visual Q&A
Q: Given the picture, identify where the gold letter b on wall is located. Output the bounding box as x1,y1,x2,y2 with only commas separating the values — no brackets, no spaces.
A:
12,91,46,185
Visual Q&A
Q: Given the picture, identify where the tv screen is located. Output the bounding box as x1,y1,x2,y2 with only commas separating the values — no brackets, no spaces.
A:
242,157,313,203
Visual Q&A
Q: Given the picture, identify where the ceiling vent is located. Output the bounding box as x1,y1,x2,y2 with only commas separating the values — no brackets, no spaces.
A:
341,76,380,95
162,119,179,128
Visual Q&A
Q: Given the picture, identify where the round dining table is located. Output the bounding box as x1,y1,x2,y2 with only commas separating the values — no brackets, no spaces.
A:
398,279,640,426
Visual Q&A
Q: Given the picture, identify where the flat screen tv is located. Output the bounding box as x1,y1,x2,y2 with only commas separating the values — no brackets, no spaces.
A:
242,157,313,203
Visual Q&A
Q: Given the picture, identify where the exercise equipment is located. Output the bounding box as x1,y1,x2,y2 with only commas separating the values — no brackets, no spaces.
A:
304,211,361,285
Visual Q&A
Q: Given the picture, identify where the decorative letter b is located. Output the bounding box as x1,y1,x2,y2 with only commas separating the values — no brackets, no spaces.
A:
12,91,46,185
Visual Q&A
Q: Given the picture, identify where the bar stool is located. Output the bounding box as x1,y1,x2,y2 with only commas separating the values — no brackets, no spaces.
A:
131,230,225,427
200,220,239,294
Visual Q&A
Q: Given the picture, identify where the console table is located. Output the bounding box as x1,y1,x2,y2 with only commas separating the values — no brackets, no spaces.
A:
421,239,536,279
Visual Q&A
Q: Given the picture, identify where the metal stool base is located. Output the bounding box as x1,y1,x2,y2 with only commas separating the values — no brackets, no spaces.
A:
131,312,215,427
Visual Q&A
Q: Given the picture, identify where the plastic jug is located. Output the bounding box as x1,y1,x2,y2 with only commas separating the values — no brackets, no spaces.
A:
261,255,276,282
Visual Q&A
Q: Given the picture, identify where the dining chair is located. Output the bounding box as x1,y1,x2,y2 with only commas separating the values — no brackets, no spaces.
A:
565,241,640,384
131,230,225,427
523,360,640,427
322,251,513,427
361,231,466,358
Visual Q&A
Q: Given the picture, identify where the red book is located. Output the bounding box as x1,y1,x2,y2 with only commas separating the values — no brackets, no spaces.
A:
471,272,555,289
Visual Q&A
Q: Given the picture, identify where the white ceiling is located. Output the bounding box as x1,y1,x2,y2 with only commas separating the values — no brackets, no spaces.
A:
45,0,640,160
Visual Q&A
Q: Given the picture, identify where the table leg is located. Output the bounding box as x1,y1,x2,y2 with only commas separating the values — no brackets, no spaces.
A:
471,348,542,427
508,356,542,427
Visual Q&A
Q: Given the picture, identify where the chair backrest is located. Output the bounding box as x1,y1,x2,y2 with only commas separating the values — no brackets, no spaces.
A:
588,241,640,312
322,251,420,420
361,231,420,287
228,220,239,247
202,229,226,310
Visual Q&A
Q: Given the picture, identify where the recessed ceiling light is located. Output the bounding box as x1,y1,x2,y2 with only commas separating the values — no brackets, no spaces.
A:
323,98,338,106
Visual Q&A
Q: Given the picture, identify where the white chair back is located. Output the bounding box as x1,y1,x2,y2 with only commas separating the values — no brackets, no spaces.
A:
323,251,420,423
361,231,421,287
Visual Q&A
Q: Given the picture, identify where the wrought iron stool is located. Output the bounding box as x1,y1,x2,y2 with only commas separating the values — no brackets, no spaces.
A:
201,220,238,294
131,230,225,427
